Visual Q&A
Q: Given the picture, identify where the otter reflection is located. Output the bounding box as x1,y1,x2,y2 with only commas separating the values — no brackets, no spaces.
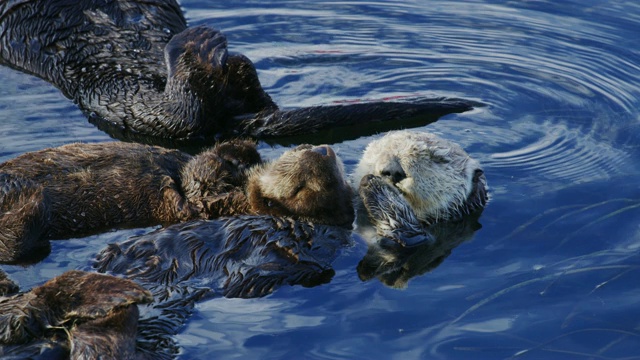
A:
357,207,484,289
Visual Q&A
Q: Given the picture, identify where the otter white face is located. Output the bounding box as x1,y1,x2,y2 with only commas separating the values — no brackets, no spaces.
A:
353,130,487,223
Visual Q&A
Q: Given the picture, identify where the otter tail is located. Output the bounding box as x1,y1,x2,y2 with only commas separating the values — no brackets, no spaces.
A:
235,97,482,144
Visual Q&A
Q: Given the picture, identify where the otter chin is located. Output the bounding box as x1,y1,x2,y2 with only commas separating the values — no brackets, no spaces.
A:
353,130,488,224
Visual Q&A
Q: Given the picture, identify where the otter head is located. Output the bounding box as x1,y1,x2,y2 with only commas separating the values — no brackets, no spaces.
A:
353,130,488,223
247,145,354,227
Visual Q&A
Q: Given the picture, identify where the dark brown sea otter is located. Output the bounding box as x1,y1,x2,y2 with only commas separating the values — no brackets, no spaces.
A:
0,270,153,360
0,140,353,263
0,139,356,359
0,0,478,146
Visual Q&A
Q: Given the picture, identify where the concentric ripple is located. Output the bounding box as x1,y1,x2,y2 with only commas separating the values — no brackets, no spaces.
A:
483,120,634,192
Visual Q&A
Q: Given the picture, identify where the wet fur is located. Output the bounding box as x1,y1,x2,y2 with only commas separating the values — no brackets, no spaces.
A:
0,0,477,145
0,140,259,263
0,141,353,264
0,270,152,359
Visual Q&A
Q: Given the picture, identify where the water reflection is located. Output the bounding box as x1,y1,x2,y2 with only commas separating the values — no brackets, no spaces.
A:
357,210,484,289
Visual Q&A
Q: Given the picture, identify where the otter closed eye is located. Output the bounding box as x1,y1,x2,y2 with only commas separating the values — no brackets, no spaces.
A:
353,130,488,224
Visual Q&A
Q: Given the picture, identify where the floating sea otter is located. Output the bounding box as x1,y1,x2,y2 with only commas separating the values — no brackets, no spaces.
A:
0,270,153,360
0,140,353,263
0,0,479,146
353,130,489,287
0,140,355,359
0,131,489,358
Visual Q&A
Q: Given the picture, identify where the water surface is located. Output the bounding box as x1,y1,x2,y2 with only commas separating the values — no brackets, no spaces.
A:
1,0,639,359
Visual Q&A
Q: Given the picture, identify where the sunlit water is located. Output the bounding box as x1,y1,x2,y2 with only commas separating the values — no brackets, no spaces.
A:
1,0,640,359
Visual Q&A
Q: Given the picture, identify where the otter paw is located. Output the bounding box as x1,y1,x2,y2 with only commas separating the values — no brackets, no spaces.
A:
358,175,433,247
165,25,228,78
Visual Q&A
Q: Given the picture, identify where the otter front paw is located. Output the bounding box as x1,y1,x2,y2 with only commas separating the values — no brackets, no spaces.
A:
165,25,228,79
358,174,433,247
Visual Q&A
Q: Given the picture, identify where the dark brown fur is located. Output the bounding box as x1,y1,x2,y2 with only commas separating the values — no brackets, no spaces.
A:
0,143,355,359
0,0,477,146
0,141,354,264
0,269,18,296
0,270,153,359
0,140,259,263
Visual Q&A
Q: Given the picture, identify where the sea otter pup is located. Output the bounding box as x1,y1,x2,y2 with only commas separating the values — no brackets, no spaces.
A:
0,140,353,263
0,270,153,359
0,0,478,145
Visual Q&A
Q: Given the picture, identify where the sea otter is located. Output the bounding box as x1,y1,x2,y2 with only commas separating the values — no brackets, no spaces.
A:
352,130,488,227
0,0,478,146
353,130,488,287
0,131,488,359
0,270,153,360
0,140,355,359
0,140,353,263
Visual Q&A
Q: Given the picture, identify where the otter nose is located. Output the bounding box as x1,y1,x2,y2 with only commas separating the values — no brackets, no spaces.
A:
380,167,406,184
381,169,406,184
311,145,335,158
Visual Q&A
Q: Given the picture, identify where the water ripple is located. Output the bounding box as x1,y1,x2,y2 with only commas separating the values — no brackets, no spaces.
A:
483,121,634,192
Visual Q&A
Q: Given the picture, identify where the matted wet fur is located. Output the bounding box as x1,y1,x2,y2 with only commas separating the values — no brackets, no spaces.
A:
0,270,152,360
90,218,351,357
0,140,353,264
0,139,259,263
0,0,478,145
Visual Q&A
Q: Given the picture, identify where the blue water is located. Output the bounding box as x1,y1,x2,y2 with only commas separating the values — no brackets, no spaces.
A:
1,0,640,359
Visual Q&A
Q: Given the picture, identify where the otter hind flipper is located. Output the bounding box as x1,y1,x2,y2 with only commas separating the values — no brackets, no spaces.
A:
244,97,483,145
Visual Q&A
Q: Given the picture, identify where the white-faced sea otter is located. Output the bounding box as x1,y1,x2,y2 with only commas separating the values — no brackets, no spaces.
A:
353,130,488,227
353,130,489,287
0,0,479,146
